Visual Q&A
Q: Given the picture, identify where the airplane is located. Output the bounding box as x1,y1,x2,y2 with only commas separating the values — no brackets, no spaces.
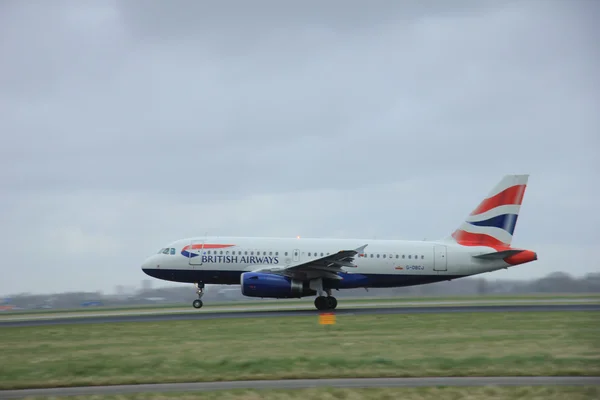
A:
141,174,537,311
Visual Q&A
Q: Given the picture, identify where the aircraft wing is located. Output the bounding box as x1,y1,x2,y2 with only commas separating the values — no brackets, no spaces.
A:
252,244,368,281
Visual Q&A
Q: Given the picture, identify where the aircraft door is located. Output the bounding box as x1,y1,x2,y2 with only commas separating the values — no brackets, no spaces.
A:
188,240,205,266
433,245,447,271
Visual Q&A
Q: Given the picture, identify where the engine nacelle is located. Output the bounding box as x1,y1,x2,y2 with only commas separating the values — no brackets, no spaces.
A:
240,272,316,299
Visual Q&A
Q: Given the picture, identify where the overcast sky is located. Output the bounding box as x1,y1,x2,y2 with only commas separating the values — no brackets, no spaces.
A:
1,0,598,296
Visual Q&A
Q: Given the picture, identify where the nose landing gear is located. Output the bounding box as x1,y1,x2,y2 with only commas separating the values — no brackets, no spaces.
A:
193,282,204,309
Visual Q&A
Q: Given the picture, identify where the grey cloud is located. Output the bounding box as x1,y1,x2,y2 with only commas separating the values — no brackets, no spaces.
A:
0,1,128,99
1,0,598,294
116,0,495,43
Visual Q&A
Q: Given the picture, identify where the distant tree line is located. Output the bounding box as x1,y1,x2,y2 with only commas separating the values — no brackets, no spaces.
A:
3,272,598,310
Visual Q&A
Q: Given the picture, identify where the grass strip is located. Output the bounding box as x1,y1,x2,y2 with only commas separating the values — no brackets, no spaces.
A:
0,311,598,390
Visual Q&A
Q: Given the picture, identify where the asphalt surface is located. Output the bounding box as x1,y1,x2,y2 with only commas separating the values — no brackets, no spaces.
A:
0,304,598,327
1,377,598,398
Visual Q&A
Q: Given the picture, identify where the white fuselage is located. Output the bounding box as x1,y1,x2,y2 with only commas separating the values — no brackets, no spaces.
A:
141,236,510,290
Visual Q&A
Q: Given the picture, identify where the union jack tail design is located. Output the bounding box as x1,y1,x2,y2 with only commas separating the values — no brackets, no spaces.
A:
449,175,529,250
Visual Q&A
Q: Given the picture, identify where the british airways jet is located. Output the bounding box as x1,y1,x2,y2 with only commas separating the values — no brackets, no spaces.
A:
141,175,537,310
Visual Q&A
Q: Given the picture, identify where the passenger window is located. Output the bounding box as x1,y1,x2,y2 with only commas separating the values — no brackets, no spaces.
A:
408,255,412,259
320,252,324,256
370,254,374,258
395,255,399,259
421,255,424,259
285,252,288,256
383,254,386,258
276,252,279,256
269,252,273,256
377,254,380,258
402,255,405,259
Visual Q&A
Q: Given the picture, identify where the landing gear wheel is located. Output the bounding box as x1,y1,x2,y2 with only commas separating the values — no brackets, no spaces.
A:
327,296,337,310
192,299,203,309
193,282,205,309
314,296,329,311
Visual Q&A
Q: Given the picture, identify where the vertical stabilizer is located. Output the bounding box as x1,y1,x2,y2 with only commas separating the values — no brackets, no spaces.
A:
448,175,529,249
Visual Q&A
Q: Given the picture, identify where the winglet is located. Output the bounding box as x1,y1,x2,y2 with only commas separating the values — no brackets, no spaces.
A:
354,244,368,254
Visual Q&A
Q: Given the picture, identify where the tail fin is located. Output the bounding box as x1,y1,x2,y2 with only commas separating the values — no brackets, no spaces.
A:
448,174,529,250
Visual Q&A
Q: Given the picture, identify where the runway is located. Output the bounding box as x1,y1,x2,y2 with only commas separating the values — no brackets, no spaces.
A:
1,304,598,327
1,377,598,398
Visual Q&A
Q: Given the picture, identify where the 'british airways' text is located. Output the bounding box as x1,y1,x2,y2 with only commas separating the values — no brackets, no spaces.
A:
200,255,279,264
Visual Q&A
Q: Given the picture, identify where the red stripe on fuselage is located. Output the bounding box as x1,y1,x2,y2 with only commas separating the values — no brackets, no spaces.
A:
470,184,527,216
183,244,235,251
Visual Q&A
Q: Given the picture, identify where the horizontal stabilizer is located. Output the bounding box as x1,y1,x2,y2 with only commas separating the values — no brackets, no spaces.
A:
472,249,524,260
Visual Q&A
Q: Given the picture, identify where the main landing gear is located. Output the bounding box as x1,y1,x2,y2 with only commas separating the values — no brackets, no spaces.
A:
192,282,204,309
311,281,337,311
314,286,337,311
314,295,337,311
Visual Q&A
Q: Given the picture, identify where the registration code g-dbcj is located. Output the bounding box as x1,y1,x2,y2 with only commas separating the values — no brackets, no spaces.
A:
406,265,424,270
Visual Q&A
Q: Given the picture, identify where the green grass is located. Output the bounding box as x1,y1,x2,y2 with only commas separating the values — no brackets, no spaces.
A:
4,293,599,317
0,311,598,390
18,386,600,400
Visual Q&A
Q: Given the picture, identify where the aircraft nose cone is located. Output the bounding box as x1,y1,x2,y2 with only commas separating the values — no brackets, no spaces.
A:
141,255,158,272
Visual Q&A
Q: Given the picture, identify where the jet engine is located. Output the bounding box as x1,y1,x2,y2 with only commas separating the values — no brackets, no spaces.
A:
240,272,315,298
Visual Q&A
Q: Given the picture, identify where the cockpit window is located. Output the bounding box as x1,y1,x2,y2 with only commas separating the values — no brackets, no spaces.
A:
158,247,176,255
